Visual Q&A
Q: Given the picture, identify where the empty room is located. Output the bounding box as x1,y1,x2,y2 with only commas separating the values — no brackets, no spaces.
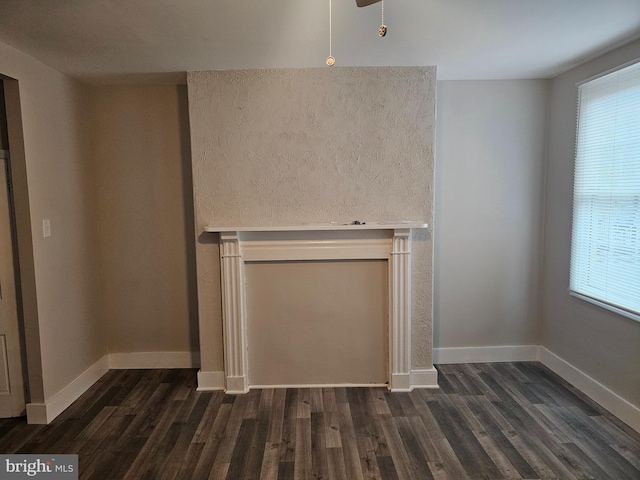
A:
0,1,639,479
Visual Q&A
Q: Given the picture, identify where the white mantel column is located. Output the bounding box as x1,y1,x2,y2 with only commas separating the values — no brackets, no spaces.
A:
219,231,249,394
390,228,412,391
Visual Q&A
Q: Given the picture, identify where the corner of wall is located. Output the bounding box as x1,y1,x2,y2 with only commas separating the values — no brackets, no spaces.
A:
26,355,109,424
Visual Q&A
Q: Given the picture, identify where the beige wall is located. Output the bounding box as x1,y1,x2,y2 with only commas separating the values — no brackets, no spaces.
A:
541,39,640,406
246,260,388,386
188,67,436,376
89,85,198,354
434,80,548,350
0,40,105,402
0,40,199,411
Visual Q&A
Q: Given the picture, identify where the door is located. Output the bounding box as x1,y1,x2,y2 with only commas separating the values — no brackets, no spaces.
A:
0,151,26,417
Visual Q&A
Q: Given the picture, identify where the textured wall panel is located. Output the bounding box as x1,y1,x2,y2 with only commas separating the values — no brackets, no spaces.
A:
188,67,435,372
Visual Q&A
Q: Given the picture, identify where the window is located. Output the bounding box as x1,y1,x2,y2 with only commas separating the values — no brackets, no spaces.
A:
570,60,640,321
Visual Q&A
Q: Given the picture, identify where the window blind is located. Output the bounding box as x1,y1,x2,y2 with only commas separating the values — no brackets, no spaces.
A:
570,60,640,320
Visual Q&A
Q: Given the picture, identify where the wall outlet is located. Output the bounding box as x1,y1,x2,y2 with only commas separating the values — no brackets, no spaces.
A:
43,219,51,238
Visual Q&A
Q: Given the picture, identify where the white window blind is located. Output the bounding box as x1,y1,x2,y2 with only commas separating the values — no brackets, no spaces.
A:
570,61,640,320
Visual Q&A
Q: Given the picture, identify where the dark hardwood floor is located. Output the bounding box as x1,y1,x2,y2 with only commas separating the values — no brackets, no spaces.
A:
0,362,638,479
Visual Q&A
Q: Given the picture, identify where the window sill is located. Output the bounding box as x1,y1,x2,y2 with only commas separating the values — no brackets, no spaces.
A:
569,291,640,324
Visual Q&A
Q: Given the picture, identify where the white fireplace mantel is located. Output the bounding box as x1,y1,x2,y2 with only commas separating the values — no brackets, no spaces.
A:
201,221,433,394
203,221,427,233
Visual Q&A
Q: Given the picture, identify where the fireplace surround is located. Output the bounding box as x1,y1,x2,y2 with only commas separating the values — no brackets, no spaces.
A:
199,222,436,393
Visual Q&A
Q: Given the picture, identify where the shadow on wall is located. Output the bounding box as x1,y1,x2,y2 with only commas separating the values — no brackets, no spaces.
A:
177,85,200,352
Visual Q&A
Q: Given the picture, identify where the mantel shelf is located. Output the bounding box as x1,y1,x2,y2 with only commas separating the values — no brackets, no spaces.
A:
204,221,428,233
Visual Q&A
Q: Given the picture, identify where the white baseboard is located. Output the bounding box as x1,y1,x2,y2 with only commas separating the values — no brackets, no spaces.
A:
538,347,640,433
108,351,200,369
434,345,540,364
433,344,638,433
26,355,109,425
23,346,639,433
249,382,389,390
25,352,204,424
221,369,439,392
411,367,439,389
196,370,225,391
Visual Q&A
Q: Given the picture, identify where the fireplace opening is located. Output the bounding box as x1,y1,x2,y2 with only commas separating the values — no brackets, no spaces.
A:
245,260,388,387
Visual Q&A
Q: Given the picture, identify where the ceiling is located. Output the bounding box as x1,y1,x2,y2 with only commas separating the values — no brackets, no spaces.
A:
0,0,639,84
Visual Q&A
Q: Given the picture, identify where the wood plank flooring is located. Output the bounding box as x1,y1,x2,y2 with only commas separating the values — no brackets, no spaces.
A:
0,362,638,479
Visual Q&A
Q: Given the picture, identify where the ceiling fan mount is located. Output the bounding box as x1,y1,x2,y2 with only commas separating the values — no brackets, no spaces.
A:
356,0,382,6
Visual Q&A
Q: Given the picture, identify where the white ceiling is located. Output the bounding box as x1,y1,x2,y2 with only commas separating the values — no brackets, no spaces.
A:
0,0,639,84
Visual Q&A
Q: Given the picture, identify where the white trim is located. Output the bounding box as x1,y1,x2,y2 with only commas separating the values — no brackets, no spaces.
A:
108,351,201,369
569,291,640,323
389,229,412,391
249,382,388,389
576,57,640,86
196,370,226,391
411,368,439,388
26,355,109,424
205,221,427,233
538,347,640,433
390,373,412,392
433,345,540,364
240,236,392,261
216,370,439,392
241,369,439,392
219,231,249,394
226,375,250,394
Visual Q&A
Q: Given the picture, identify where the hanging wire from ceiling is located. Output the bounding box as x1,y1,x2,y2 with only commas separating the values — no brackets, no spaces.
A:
379,0,387,37
326,0,388,66
326,0,335,66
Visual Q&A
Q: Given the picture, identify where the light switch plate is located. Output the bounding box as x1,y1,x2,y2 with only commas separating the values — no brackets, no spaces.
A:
43,219,51,238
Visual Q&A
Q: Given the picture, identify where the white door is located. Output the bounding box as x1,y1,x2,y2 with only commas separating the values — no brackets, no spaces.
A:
0,152,26,417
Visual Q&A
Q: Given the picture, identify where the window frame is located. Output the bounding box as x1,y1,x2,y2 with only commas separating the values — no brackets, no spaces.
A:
569,59,640,324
